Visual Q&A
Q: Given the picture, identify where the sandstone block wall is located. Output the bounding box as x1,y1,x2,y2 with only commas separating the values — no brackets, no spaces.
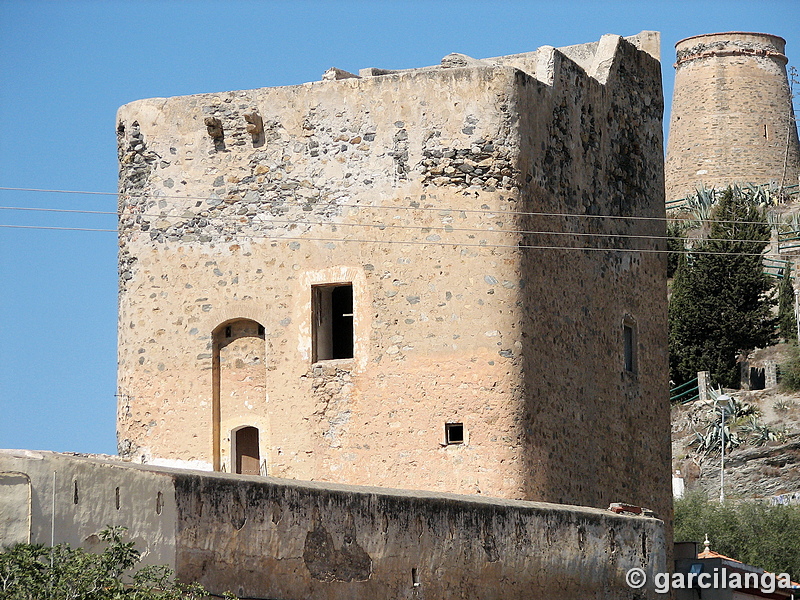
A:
0,451,667,600
116,32,671,525
665,32,800,201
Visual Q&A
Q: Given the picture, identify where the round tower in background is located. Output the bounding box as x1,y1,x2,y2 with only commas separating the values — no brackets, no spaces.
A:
665,32,800,202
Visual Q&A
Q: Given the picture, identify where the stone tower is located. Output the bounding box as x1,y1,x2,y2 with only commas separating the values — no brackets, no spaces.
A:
115,32,671,521
665,32,800,201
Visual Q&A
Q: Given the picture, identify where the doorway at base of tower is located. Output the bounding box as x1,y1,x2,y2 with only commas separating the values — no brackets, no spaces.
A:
233,425,261,476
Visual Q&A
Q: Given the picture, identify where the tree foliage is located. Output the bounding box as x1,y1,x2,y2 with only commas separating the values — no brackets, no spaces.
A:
669,188,776,387
675,491,800,580
666,220,688,279
777,265,797,343
780,344,800,391
0,527,208,600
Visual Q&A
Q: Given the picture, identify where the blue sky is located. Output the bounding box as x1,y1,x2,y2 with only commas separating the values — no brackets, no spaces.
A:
1,0,798,455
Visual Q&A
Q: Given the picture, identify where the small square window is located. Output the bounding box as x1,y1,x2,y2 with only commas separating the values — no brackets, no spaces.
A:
445,423,464,444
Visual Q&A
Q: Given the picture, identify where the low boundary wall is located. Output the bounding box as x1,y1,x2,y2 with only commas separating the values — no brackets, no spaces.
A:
1,450,665,599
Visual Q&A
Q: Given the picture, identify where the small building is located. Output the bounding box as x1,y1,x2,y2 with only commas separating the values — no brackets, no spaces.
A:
675,538,799,600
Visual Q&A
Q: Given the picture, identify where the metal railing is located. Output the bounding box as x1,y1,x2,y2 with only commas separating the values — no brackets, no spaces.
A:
670,377,699,404
763,257,791,278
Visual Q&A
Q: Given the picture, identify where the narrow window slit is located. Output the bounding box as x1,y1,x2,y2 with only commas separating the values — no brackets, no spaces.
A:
623,318,637,374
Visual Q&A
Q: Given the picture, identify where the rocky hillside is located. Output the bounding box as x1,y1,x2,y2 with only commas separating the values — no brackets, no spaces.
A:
672,344,800,501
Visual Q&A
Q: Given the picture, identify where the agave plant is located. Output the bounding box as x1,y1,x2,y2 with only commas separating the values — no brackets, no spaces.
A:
739,415,786,446
737,182,776,207
682,183,777,238
777,211,800,250
706,390,758,421
689,418,741,456
773,398,793,412
684,184,718,229
687,392,757,458
721,396,757,421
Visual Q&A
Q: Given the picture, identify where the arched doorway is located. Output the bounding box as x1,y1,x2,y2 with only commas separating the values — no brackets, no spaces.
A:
212,319,266,472
234,426,261,475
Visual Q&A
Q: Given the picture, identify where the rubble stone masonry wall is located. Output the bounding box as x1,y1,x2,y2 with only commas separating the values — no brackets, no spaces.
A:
116,32,671,524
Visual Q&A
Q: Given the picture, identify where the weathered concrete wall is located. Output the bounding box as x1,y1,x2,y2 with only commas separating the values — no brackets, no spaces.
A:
0,451,667,600
0,471,31,545
116,32,671,527
0,450,177,568
665,32,800,201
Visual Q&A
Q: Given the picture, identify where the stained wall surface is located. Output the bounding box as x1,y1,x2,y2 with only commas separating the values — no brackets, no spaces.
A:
0,451,667,600
0,450,177,569
0,471,31,545
665,32,800,201
116,32,671,524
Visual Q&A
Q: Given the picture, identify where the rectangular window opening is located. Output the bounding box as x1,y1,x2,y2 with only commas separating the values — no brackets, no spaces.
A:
313,283,354,361
623,323,636,373
412,567,420,587
445,422,464,445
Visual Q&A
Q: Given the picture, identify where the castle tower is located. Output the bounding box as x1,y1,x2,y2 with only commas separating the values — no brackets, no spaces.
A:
115,32,671,521
665,32,800,201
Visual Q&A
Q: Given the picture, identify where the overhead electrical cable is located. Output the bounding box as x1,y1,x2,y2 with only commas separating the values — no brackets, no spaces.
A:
0,204,773,246
0,185,788,228
0,223,781,259
0,224,117,232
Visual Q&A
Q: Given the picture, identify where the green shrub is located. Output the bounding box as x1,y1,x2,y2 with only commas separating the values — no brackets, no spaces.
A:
779,345,800,391
675,491,800,579
0,527,209,600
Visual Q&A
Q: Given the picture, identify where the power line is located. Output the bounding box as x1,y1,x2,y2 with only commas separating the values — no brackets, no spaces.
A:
0,186,117,197
0,224,117,232
1,222,782,259
0,187,789,255
0,206,116,216
0,204,701,244
0,184,782,227
1,184,673,225
0,204,778,247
